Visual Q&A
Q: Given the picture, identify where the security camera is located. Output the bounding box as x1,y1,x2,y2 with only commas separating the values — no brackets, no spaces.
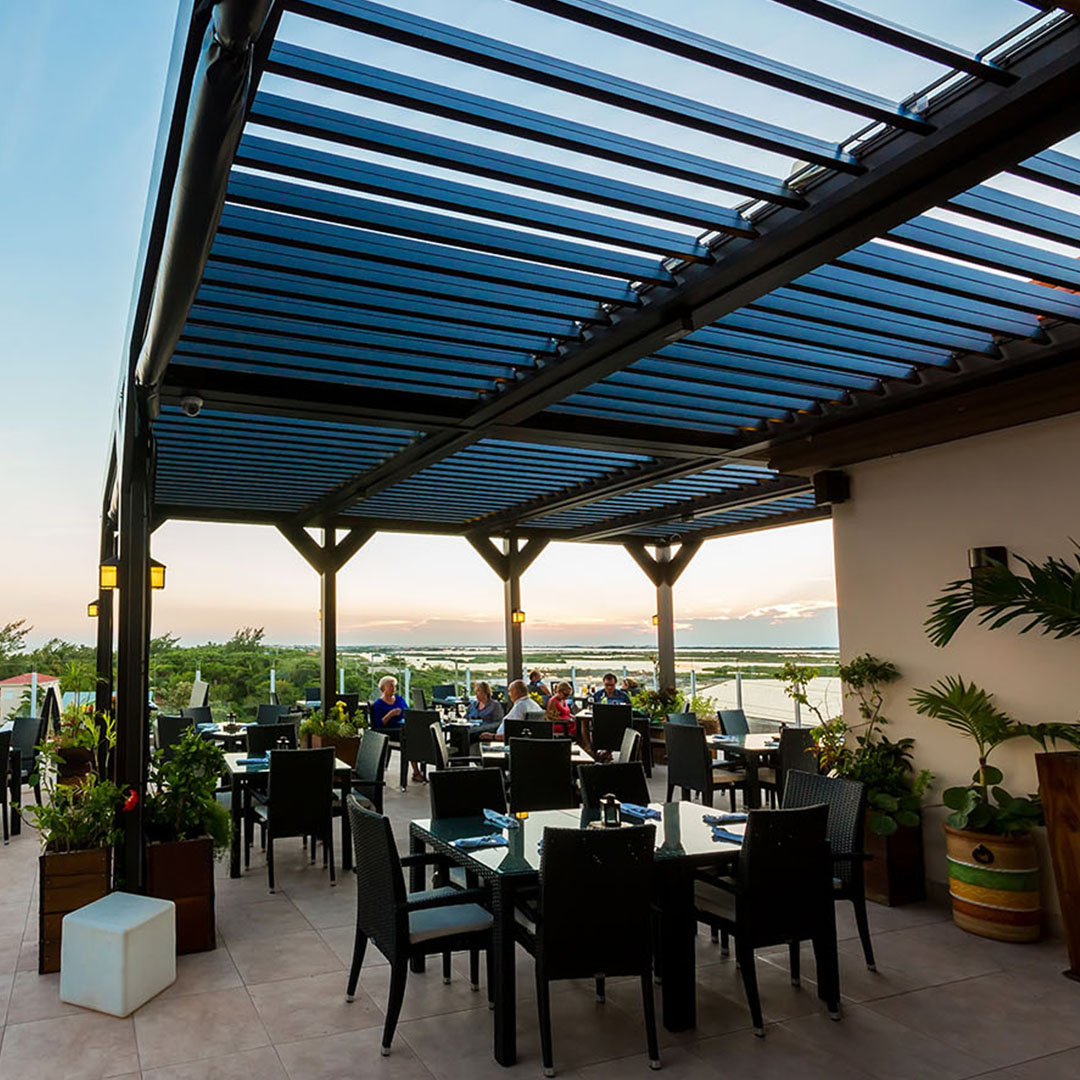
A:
180,394,204,418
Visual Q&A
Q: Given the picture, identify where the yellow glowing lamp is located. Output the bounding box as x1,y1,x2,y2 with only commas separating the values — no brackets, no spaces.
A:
99,558,119,590
87,601,100,618
651,614,660,626
511,609,526,625
149,559,166,590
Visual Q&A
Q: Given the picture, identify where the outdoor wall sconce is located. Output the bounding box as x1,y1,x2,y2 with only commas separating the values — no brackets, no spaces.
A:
652,614,660,626
969,547,1008,605
87,601,99,618
150,559,167,590
511,609,526,625
99,558,119,590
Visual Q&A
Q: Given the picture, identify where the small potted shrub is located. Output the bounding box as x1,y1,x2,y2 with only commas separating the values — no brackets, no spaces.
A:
50,707,113,786
22,732,124,973
911,676,1080,942
299,701,363,766
631,686,683,765
145,727,231,954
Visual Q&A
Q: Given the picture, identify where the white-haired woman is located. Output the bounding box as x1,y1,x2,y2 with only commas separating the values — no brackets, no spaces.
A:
371,676,425,783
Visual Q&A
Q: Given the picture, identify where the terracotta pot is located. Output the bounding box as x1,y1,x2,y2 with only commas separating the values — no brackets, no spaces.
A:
863,809,926,906
699,716,721,737
311,733,361,767
39,848,111,973
147,837,216,954
55,747,95,786
944,824,1041,942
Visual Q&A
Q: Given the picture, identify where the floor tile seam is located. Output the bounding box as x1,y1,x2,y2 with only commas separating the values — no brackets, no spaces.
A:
963,1042,1080,1078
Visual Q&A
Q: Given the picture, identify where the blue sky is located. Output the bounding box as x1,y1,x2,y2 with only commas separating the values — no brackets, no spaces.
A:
0,1,1031,648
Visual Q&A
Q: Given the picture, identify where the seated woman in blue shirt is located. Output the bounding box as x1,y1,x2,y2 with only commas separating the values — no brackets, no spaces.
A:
371,676,425,783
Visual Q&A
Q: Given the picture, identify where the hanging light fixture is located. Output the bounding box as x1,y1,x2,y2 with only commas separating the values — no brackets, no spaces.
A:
511,609,526,625
87,600,100,618
149,559,166,590
99,557,119,590
651,614,660,626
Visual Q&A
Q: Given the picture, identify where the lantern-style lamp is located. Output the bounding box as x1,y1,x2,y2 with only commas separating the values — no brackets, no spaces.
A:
511,609,526,625
150,558,167,590
99,558,119,590
87,600,100,618
651,614,660,626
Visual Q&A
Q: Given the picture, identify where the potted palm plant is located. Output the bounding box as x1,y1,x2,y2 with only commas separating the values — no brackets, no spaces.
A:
910,676,1080,942
299,701,363,766
22,728,124,973
145,727,230,954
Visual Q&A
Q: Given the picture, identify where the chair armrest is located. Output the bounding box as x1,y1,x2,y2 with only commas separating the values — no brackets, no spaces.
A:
351,778,386,790
402,887,488,913
400,852,451,868
447,756,485,768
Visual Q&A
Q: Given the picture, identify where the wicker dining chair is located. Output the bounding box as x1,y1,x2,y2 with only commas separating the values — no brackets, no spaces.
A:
577,761,650,810
508,738,575,813
429,767,507,818
664,722,745,810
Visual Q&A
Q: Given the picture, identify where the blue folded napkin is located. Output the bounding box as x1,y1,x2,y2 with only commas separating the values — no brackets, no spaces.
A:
236,757,268,766
711,826,744,845
620,803,661,820
483,808,519,830
196,722,215,731
451,834,508,851
703,812,748,826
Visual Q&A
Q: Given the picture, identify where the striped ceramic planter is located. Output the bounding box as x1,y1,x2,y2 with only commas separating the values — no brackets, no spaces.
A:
944,825,1041,943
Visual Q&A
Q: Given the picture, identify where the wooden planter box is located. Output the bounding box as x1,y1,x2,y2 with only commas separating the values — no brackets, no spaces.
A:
310,734,361,768
1036,751,1080,977
864,811,926,907
39,848,111,973
147,837,216,954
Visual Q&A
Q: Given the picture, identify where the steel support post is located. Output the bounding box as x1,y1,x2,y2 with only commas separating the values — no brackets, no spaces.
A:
320,529,337,714
656,545,676,691
115,393,153,891
95,515,117,720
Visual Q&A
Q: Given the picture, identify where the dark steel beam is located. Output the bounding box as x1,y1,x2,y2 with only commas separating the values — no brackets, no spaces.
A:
510,0,931,132
562,476,813,542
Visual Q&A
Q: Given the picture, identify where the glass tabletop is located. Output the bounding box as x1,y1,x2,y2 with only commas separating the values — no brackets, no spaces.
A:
709,733,781,754
412,801,742,876
224,751,351,775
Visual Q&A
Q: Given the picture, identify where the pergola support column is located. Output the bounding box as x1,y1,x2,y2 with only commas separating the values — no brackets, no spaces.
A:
624,540,703,693
115,395,153,891
278,524,375,709
468,535,548,684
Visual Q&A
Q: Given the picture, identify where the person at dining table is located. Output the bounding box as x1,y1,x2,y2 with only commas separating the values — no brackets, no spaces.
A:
593,671,632,706
545,681,577,739
527,669,551,705
465,680,504,737
371,676,425,783
480,679,544,741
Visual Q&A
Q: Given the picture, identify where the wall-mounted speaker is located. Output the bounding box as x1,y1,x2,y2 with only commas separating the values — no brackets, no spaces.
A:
812,470,850,506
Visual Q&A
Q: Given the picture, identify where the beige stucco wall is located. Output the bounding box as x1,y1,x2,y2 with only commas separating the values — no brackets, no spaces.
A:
831,411,1080,915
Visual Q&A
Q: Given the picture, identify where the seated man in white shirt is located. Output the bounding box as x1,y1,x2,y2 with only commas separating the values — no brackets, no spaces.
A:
480,679,544,741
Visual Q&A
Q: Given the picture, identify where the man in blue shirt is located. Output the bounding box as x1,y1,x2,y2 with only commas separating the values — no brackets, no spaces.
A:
593,672,632,706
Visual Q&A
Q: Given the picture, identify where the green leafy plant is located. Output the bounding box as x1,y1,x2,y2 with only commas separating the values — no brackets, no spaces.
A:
145,727,231,853
910,675,1080,836
684,693,718,724
53,706,115,751
926,546,1080,647
808,655,932,836
299,701,358,739
632,686,683,721
780,661,828,726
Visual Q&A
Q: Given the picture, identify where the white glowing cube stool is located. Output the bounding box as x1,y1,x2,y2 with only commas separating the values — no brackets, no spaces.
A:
60,892,176,1016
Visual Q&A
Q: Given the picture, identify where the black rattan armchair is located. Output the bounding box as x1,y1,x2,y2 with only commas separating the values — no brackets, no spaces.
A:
352,730,390,814
695,804,840,1036
718,709,750,737
430,722,484,770
0,730,11,844
345,798,493,1056
429,767,507,819
589,703,633,753
255,703,290,725
154,714,193,765
516,824,659,1076
759,727,818,805
508,738,575,813
10,715,46,806
397,711,441,790
577,761,650,810
181,705,213,726
783,770,875,970
246,722,297,756
664,722,744,810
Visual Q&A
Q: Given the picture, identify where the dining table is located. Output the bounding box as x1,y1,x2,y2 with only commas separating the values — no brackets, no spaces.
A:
572,709,653,776
196,721,253,752
223,751,354,879
479,741,594,767
409,801,743,1067
707,732,780,809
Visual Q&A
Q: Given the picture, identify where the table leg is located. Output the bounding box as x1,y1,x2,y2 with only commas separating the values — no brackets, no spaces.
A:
339,772,353,871
743,755,761,810
409,832,427,974
657,864,697,1031
10,751,21,837
492,876,518,1066
230,772,242,878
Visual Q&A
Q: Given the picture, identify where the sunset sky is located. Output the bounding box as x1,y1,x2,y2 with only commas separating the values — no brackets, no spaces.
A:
1,0,1027,649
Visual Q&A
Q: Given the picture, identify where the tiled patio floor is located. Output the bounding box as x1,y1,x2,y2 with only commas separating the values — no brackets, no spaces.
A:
2,770,1079,1079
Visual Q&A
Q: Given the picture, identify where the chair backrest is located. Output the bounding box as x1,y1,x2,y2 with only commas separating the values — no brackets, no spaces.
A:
269,691,280,706
618,726,642,764
666,713,699,726
0,730,10,784
268,747,335,838
247,722,298,756
429,767,507,818
719,709,750,737
42,686,63,734
778,727,819,782
736,805,832,945
430,722,452,770
155,714,192,764
401,711,441,764
11,714,44,766
503,717,553,741
354,730,390,785
410,687,428,710
189,679,210,708
333,692,360,718
181,705,212,726
508,738,575,812
256,704,290,725
783,770,867,890
590,703,632,752
304,686,321,703
431,684,457,702
577,761,650,809
538,825,655,979
664,722,711,795
347,798,407,959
